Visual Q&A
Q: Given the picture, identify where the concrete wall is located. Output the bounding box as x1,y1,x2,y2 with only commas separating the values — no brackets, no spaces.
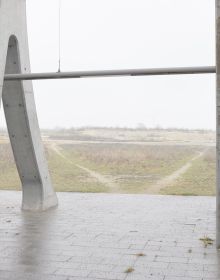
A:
0,0,58,211
216,0,220,249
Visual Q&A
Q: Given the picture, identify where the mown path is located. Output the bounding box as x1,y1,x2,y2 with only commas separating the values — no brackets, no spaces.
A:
147,149,208,194
50,143,118,191
50,142,208,194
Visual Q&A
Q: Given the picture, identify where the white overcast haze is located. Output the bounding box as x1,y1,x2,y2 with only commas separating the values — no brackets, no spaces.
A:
1,0,216,129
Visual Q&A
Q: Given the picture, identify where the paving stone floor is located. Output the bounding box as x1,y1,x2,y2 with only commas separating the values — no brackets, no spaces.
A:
0,191,219,280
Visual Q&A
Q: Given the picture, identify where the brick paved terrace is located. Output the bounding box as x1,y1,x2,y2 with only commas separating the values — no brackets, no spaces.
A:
0,191,219,280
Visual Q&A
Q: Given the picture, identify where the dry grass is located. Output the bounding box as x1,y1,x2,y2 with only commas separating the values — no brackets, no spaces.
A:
124,267,135,273
200,236,214,247
0,144,20,190
0,129,216,196
47,127,215,144
46,146,108,193
135,253,146,257
161,148,215,196
61,143,198,193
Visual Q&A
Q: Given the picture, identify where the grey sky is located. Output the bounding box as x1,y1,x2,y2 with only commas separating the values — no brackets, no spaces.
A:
1,0,216,129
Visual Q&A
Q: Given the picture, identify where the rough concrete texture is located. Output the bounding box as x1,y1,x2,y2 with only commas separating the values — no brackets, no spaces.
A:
0,0,57,210
216,0,220,249
0,191,219,280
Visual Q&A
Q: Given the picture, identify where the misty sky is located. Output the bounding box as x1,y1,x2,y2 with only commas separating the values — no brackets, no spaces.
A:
1,0,216,129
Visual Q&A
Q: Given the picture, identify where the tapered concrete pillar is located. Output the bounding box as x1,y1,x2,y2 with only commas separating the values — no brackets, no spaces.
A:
216,0,220,249
0,0,58,211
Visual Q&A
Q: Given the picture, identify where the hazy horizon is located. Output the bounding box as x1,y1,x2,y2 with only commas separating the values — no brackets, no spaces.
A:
0,125,216,132
0,0,216,130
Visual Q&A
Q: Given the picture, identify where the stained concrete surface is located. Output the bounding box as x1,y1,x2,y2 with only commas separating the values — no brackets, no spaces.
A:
0,190,219,280
0,0,57,211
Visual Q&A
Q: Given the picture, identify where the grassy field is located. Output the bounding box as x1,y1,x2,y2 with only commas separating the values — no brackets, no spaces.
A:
44,127,215,144
0,128,216,195
160,148,216,196
60,144,202,193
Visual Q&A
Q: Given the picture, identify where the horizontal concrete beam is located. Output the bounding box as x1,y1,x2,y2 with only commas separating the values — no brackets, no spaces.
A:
4,66,216,81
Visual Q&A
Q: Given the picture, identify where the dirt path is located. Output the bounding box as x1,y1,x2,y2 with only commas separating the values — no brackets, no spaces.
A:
50,143,118,191
50,142,208,194
147,149,208,194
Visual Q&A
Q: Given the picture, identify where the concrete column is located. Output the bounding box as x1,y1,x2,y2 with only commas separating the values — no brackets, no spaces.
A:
0,0,58,211
216,0,220,249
